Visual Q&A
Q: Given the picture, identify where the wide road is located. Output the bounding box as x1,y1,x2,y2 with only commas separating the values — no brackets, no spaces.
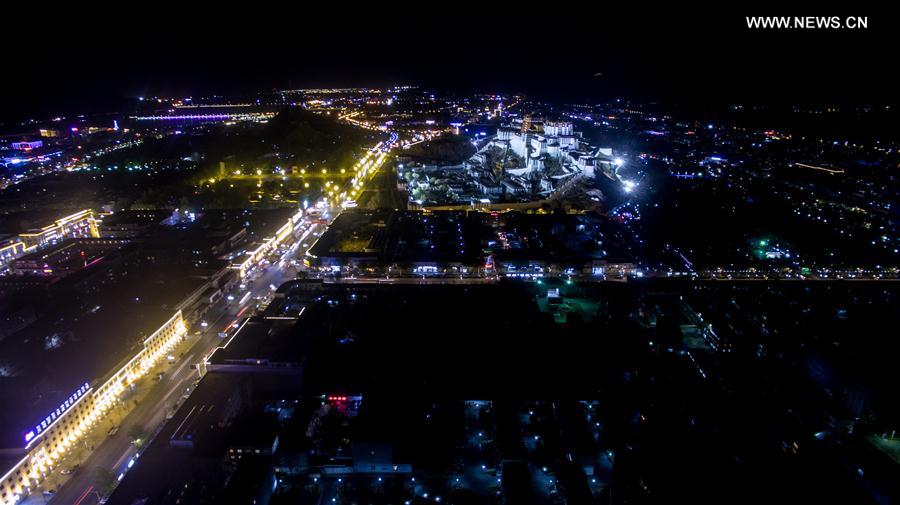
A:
43,127,392,505
44,225,323,505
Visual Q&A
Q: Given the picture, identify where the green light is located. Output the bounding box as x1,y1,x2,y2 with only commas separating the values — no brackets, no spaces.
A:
759,240,768,247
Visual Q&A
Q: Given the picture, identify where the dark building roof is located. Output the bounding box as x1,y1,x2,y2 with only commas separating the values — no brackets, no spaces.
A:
0,248,204,451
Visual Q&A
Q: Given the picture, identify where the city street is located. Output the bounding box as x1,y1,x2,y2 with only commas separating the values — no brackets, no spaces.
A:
43,223,325,505
41,136,382,504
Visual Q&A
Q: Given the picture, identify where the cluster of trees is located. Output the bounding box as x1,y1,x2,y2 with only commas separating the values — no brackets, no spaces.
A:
86,108,379,210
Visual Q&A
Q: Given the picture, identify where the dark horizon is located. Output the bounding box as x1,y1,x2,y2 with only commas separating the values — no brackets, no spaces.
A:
1,8,894,122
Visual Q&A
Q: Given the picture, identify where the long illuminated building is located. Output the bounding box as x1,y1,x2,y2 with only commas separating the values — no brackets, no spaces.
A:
0,311,187,505
0,210,99,272
0,214,208,504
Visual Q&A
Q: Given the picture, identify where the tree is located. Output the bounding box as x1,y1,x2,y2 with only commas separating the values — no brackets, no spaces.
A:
128,425,147,447
94,467,117,495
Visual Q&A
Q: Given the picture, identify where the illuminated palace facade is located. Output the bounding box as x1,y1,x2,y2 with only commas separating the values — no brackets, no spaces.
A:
0,312,187,505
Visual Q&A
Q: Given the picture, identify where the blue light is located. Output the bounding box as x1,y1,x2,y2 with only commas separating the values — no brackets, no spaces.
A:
28,382,90,444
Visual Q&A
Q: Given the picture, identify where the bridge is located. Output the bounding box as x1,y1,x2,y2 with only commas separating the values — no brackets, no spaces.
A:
130,112,275,122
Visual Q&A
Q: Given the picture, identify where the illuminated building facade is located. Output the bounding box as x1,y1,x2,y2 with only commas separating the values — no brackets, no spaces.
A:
0,241,30,272
0,210,99,273
8,141,42,151
0,311,187,505
18,210,100,249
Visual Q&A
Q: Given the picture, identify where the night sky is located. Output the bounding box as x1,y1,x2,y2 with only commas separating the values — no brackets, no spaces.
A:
2,7,893,120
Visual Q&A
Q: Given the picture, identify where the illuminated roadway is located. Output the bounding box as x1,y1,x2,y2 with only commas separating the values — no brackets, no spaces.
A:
33,126,892,504
43,133,388,505
44,230,324,505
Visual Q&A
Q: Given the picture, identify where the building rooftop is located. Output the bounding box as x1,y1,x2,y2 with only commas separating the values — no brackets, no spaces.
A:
107,372,301,505
207,318,307,371
0,209,87,236
11,237,129,277
0,249,205,451
309,209,634,271
272,282,634,398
